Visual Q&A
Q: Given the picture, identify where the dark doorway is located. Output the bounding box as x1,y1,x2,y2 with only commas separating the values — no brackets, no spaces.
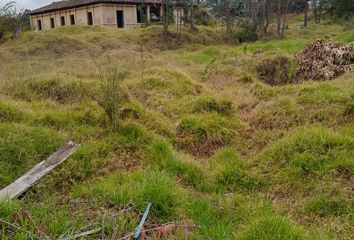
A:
136,4,147,23
50,18,55,28
60,16,65,26
87,12,93,25
137,5,141,23
116,10,124,28
70,15,75,25
37,20,42,30
149,5,160,22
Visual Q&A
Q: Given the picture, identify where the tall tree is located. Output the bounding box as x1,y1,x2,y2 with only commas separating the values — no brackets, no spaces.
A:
304,0,308,27
0,1,30,39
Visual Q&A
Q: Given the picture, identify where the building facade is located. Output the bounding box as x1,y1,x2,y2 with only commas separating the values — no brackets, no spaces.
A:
29,0,184,31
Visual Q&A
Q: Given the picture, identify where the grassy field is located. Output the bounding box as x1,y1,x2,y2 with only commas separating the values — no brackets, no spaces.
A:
0,18,353,239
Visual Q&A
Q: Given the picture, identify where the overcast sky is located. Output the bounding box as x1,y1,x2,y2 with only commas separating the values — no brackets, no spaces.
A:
0,0,51,10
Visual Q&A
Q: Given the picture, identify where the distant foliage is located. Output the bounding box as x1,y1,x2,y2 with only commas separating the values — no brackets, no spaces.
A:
194,5,216,26
235,19,258,43
0,1,30,39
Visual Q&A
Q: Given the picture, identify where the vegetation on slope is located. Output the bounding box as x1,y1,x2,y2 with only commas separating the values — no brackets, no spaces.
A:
0,19,353,239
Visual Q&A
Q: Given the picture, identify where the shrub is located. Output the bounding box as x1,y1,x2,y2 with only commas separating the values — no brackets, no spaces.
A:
93,67,129,130
256,55,298,85
235,20,258,43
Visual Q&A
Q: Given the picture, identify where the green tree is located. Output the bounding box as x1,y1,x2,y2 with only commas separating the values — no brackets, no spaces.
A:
0,1,30,39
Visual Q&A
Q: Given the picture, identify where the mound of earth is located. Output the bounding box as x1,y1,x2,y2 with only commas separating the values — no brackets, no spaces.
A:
296,40,354,81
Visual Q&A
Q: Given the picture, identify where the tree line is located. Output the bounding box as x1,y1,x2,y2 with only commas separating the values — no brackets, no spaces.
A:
0,1,30,39
0,0,353,41
161,0,353,42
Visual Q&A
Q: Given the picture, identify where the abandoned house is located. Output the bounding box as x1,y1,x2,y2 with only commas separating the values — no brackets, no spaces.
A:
29,0,184,31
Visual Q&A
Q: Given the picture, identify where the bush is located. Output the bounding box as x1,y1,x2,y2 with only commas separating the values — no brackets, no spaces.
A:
256,55,298,85
235,20,258,43
93,67,129,130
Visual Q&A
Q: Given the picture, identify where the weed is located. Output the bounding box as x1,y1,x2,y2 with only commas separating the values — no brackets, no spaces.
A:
93,67,129,130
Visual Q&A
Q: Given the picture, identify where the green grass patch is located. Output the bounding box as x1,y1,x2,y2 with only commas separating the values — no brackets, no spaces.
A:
0,101,26,122
0,123,65,188
210,148,265,192
75,170,185,220
145,140,207,190
304,195,353,217
184,47,222,63
189,96,233,115
258,127,354,183
237,215,309,240
177,114,239,156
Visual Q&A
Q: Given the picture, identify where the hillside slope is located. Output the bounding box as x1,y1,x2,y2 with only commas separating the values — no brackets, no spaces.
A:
0,22,353,239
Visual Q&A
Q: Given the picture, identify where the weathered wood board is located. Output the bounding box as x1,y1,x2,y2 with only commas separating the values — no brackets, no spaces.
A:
0,141,79,200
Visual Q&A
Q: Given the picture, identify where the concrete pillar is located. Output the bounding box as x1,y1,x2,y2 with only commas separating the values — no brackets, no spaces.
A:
147,5,150,23
29,16,33,30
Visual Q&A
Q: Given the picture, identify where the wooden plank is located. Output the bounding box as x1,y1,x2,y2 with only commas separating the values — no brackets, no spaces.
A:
0,141,79,200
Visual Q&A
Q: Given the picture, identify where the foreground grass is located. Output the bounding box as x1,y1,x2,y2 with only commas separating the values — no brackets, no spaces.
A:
0,19,353,239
